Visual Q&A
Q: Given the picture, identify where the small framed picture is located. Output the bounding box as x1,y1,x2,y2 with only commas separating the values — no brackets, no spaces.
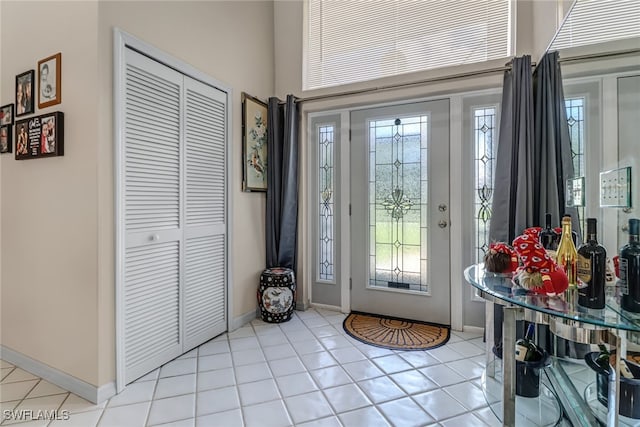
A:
242,92,268,192
15,111,64,160
15,70,35,117
38,53,62,109
1,104,14,126
0,125,12,153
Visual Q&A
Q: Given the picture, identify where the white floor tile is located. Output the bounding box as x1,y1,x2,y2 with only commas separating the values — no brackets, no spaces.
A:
425,346,466,363
285,329,317,343
269,357,307,377
198,353,233,372
303,317,330,328
330,347,366,364
447,359,485,380
389,370,438,395
26,380,68,399
0,400,20,413
1,368,39,384
197,408,243,427
155,374,196,399
275,372,318,398
309,366,352,389
292,339,325,355
472,406,502,427
0,379,38,402
262,343,297,361
243,400,292,427
198,340,230,356
228,326,256,339
135,368,159,383
300,351,338,370
148,394,195,426
341,360,385,381
59,394,107,414
376,397,434,427
284,391,334,424
197,368,236,392
323,383,371,413
235,362,273,384
7,394,68,425
160,358,197,378
258,333,290,347
298,415,342,427
107,380,155,407
439,412,488,427
310,326,341,338
50,408,103,427
177,349,198,360
151,417,195,427
0,361,15,369
419,364,466,387
412,389,468,421
1,368,14,382
357,376,405,404
338,406,391,427
238,378,281,406
319,336,353,350
231,348,266,366
452,330,483,340
371,355,413,374
196,386,240,417
98,401,150,427
448,341,486,358
229,337,260,352
357,345,395,359
443,382,487,410
396,351,440,368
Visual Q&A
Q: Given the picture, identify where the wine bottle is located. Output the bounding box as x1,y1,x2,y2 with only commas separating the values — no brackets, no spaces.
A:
577,218,606,309
515,323,542,362
556,215,578,288
595,344,610,370
540,213,559,250
620,218,640,313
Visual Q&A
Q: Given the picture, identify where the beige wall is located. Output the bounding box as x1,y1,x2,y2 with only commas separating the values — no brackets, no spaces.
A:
1,1,101,385
1,0,274,389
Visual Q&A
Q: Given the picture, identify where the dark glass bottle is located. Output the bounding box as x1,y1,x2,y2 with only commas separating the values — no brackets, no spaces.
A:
577,218,606,309
515,323,542,362
595,344,610,370
621,219,640,313
540,213,559,250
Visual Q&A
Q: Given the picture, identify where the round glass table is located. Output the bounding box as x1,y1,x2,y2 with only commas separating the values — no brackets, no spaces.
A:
464,263,640,427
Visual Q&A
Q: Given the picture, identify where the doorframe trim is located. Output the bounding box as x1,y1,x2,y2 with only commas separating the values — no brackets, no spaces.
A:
113,28,233,393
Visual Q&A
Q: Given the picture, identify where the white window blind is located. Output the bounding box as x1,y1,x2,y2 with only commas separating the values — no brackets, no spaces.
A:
304,0,512,90
550,0,640,51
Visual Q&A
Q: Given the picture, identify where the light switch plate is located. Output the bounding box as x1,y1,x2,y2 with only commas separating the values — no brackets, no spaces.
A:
600,167,632,208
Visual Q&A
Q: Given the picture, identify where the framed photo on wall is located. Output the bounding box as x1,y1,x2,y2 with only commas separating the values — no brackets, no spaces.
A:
0,125,12,153
15,111,64,160
1,104,14,126
15,70,35,117
242,92,268,192
38,52,62,109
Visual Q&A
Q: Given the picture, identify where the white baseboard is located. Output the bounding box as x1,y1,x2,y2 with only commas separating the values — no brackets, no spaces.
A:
0,345,114,404
462,325,485,335
310,303,343,313
230,308,257,330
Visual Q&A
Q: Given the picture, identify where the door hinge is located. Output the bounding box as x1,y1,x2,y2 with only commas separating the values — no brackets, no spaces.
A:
350,278,352,290
349,129,352,141
349,204,352,216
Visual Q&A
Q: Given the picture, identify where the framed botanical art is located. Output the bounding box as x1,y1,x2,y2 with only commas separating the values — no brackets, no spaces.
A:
1,104,14,126
38,52,62,109
15,111,64,160
15,70,35,117
242,92,268,192
0,125,12,153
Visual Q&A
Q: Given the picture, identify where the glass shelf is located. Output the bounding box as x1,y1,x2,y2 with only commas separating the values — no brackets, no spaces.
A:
482,358,563,427
464,264,640,332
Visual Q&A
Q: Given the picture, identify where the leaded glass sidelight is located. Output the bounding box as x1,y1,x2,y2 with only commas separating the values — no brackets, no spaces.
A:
565,97,586,235
473,107,496,263
369,116,428,292
318,125,335,281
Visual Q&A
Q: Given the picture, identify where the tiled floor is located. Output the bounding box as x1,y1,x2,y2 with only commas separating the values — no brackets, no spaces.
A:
1,308,500,427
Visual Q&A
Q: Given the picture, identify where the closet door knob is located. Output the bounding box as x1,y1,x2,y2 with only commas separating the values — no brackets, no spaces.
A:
150,234,160,241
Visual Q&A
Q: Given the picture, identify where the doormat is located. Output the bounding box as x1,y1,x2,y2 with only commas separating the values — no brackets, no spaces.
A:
343,311,450,351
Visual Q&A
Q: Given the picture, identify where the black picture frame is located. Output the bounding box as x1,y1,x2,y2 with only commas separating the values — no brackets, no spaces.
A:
0,125,12,153
1,104,14,126
15,111,64,160
15,70,35,117
242,92,268,192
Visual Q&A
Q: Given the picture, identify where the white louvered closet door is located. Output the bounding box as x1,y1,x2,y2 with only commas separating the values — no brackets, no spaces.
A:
123,49,184,383
183,77,227,349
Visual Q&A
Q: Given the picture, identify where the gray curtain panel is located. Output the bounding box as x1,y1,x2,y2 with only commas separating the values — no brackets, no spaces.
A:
266,95,299,271
489,55,535,244
534,51,581,240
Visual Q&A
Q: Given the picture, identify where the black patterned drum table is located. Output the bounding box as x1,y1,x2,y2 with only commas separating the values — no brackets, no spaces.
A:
258,267,296,323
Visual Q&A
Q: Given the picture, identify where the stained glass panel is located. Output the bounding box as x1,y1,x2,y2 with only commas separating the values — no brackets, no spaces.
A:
318,125,334,281
369,116,428,292
565,97,586,235
473,107,496,263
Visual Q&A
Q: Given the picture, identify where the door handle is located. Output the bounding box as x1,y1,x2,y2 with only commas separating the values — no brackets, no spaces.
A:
438,204,447,212
150,234,160,241
438,220,448,228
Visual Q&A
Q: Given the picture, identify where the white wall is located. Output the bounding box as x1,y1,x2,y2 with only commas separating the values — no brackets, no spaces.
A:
1,0,274,391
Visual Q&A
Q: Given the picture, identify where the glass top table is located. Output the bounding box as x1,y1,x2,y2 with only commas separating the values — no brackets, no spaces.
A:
464,263,640,333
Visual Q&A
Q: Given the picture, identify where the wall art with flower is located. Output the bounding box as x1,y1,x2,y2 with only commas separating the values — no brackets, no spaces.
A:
242,93,268,192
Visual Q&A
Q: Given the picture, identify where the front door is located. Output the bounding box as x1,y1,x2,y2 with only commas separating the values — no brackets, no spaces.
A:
350,100,451,324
